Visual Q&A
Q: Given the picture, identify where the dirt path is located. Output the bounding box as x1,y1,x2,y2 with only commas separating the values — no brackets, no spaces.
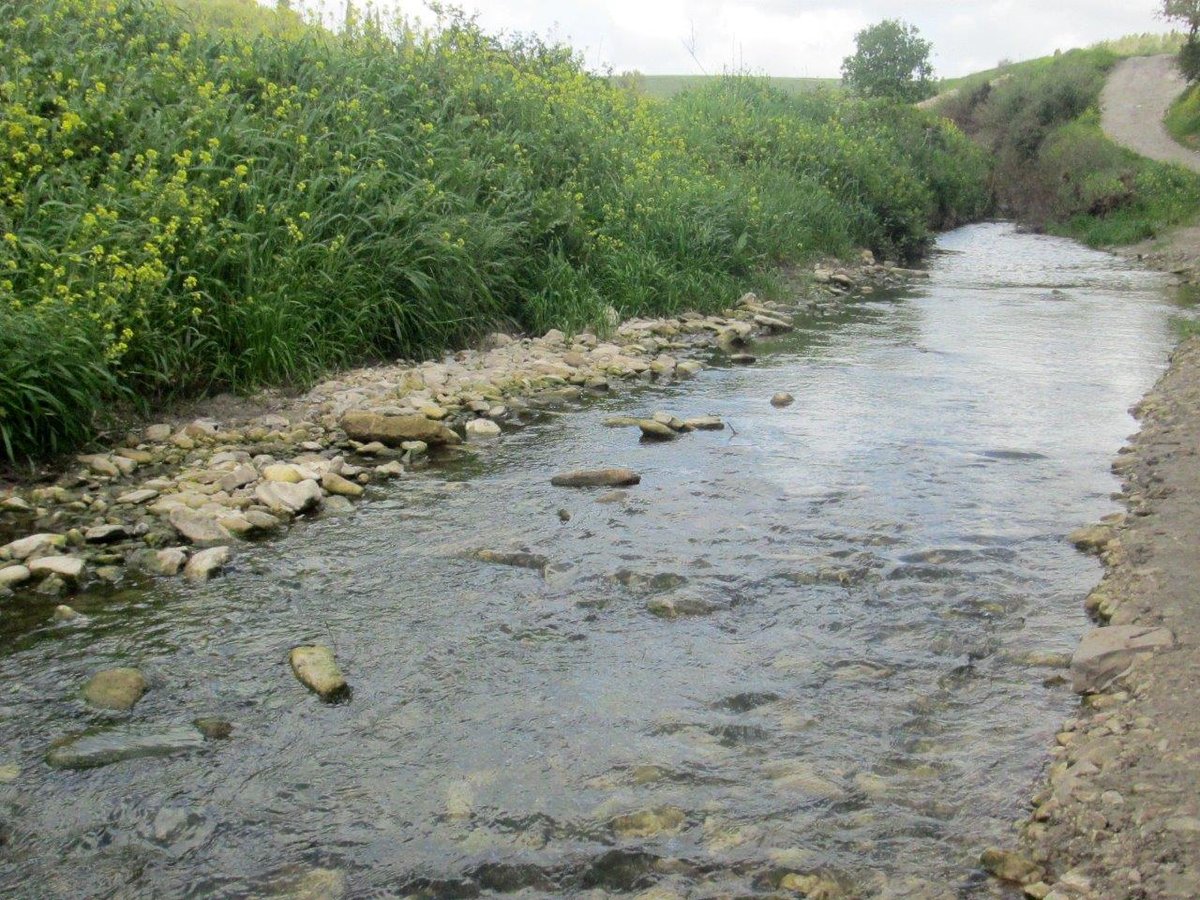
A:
1101,55,1200,174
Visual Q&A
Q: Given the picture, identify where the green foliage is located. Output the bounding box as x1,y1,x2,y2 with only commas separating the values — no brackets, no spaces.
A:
1179,36,1200,82
615,74,839,101
939,46,1200,247
0,0,988,461
1166,83,1200,147
841,19,935,103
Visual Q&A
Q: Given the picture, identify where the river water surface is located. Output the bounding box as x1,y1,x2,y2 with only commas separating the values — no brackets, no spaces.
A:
0,223,1189,897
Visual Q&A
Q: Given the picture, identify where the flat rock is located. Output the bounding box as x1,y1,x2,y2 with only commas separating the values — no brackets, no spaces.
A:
683,415,724,430
29,556,85,582
289,645,348,701
551,468,641,488
340,411,460,447
116,488,159,505
1071,625,1174,693
83,667,147,711
169,508,233,546
255,480,323,516
1,533,66,561
474,549,549,572
646,596,718,619
84,524,128,544
638,419,677,441
46,724,206,770
184,546,230,582
0,565,31,588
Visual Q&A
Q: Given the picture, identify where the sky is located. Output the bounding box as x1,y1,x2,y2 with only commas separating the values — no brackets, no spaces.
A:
296,0,1176,79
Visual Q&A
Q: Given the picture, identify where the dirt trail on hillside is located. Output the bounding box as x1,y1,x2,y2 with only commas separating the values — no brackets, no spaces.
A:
1101,55,1200,173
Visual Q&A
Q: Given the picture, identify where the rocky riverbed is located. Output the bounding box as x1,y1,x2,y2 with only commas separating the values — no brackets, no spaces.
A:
0,257,911,607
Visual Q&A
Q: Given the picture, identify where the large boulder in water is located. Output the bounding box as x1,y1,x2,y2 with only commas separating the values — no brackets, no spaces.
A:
340,411,460,447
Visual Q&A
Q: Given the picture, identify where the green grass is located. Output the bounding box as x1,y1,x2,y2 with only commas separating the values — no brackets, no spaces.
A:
937,32,1185,96
615,74,840,101
1166,83,1200,150
0,1,988,462
936,44,1200,248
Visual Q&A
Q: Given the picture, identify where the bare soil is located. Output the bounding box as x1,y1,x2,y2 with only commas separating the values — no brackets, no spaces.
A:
1101,55,1200,174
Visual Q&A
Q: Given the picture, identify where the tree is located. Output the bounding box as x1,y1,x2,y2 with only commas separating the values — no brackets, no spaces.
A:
841,19,935,102
1162,1,1200,81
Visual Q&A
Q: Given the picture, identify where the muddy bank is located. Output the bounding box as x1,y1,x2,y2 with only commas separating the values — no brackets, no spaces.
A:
0,257,910,604
990,336,1200,899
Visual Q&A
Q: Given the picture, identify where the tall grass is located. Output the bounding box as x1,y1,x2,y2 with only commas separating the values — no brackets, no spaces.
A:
937,47,1200,246
0,0,989,462
1166,84,1200,149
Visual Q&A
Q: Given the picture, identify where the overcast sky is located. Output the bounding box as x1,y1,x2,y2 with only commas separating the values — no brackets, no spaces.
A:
302,1,1174,79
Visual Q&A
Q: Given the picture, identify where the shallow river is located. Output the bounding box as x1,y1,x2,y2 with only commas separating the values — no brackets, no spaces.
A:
0,223,1190,898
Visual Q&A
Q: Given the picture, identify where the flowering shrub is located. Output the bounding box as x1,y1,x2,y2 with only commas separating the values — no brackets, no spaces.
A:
0,0,989,460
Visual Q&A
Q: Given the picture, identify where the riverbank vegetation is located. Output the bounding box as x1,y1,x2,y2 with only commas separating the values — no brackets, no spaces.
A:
0,0,988,462
936,44,1200,247
1167,84,1200,148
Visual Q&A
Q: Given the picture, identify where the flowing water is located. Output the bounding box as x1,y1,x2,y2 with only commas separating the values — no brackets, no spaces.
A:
0,223,1191,898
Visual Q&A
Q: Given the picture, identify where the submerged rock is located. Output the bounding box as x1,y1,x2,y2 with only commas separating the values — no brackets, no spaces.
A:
551,468,641,488
979,848,1044,886
610,805,686,839
646,596,718,619
340,411,460,447
46,724,206,770
473,549,549,572
193,717,233,740
83,667,147,711
289,645,348,701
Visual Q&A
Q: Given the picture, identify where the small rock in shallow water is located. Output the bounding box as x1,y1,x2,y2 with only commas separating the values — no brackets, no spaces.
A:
84,524,128,544
321,471,364,498
153,548,188,576
729,353,757,365
638,419,677,441
551,468,640,488
1067,524,1113,553
465,418,502,439
682,415,723,430
557,508,572,522
1,533,66,561
771,392,795,407
193,717,233,740
54,604,81,622
184,546,230,582
474,549,549,572
646,596,718,619
255,480,323,516
83,667,147,711
169,508,232,547
979,848,1044,886
610,805,686,838
289,645,348,701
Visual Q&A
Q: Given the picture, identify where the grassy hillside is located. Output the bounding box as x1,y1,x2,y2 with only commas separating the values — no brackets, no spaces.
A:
936,43,1200,247
938,33,1185,95
618,74,839,100
0,0,987,461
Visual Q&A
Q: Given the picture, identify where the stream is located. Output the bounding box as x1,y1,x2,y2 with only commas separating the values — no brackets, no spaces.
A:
0,222,1189,898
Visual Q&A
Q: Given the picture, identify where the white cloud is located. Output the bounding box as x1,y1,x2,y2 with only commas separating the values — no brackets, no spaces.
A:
298,0,1175,78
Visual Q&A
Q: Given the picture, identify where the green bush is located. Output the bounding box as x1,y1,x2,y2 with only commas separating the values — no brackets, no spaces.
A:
0,0,989,462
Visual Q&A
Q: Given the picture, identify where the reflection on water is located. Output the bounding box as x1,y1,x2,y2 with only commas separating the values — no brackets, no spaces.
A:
0,224,1181,897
